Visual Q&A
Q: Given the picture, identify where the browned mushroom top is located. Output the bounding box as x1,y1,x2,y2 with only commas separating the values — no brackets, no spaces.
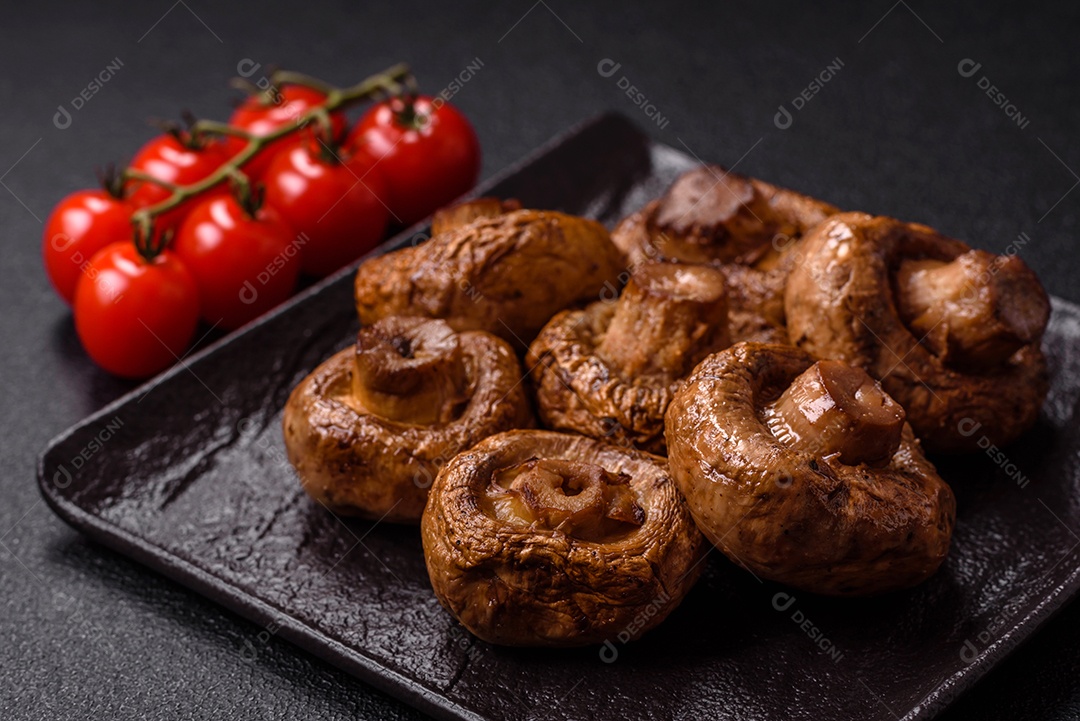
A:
354,209,624,349
282,316,533,523
785,212,1050,453
665,342,955,596
610,165,838,344
421,430,705,646
611,164,839,267
430,197,522,236
527,263,729,453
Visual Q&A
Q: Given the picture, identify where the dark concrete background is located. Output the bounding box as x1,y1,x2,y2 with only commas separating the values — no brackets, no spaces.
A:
1,1,1078,719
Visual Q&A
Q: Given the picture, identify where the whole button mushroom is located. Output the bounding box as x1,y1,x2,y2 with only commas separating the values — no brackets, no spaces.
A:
666,342,955,596
785,212,1050,453
611,165,839,344
354,208,624,349
282,316,534,523
527,263,730,454
421,430,705,646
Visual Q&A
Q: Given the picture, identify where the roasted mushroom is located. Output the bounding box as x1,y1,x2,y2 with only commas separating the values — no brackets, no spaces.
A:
527,263,729,453
611,165,838,343
785,212,1050,453
283,316,534,523
430,197,522,236
354,209,624,348
665,342,955,596
421,430,705,646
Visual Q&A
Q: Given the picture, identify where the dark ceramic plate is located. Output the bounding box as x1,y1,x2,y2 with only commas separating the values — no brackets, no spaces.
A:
38,114,1080,721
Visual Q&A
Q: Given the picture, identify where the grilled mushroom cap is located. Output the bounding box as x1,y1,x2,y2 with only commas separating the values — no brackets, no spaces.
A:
527,263,729,453
784,212,1050,453
421,430,705,646
611,165,838,344
282,316,534,523
665,342,955,596
430,197,522,236
354,209,624,350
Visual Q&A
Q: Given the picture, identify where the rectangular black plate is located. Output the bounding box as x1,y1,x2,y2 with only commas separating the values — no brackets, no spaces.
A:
38,113,1080,721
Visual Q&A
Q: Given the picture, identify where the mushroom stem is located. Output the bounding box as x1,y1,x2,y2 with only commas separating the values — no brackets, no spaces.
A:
764,360,906,466
351,317,468,425
484,459,643,541
896,250,1050,367
596,263,730,378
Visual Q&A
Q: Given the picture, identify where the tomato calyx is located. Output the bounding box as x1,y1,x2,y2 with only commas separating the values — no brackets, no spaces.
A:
391,94,430,131
96,163,129,201
131,219,172,264
153,113,217,152
227,171,266,219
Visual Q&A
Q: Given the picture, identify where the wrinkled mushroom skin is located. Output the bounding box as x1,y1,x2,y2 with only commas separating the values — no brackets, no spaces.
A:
430,197,522,236
527,264,730,454
421,430,705,646
283,317,534,523
355,209,624,348
666,343,955,596
785,212,1050,453
611,165,838,344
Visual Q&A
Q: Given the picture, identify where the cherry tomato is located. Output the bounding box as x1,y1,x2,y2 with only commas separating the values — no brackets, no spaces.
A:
127,133,230,232
349,95,481,226
173,193,300,331
227,85,347,179
74,242,199,379
43,189,133,305
262,141,390,277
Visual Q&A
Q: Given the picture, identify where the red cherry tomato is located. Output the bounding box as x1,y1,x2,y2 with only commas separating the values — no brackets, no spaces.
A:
262,142,390,277
74,242,200,379
349,96,481,226
127,134,230,232
173,193,300,330
43,189,133,305
228,86,347,179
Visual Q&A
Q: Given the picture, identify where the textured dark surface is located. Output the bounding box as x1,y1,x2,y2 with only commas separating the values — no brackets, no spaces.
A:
38,117,1080,721
4,2,1080,720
